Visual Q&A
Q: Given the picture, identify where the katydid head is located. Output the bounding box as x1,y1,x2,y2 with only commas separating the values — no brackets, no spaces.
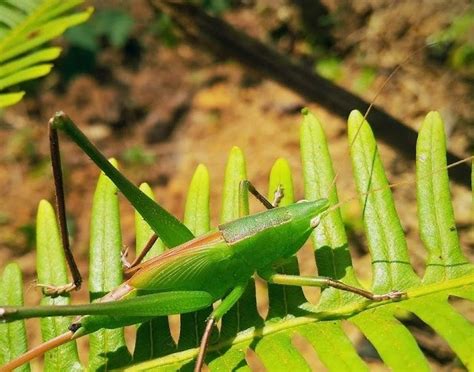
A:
290,198,329,229
279,198,330,258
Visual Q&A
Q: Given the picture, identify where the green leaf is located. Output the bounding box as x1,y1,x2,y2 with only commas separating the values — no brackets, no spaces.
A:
0,47,61,79
0,64,52,89
135,183,165,260
0,0,92,107
300,109,362,310
88,158,131,370
183,164,210,236
36,200,82,371
297,322,367,371
266,158,306,320
416,111,471,282
134,164,213,364
220,146,248,222
267,157,294,207
256,158,311,372
347,110,419,292
0,263,30,372
0,91,24,107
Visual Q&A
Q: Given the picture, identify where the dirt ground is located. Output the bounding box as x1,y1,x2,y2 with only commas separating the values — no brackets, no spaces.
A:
0,0,473,370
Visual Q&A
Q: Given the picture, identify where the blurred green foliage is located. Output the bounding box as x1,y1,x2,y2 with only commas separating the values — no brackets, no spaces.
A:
65,9,134,52
57,9,135,81
5,128,38,164
0,0,91,108
149,14,178,47
351,66,376,94
428,10,474,73
121,145,156,167
314,56,343,82
196,0,233,14
18,223,36,252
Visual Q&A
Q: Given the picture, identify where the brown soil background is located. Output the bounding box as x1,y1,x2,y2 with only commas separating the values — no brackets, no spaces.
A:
0,0,473,370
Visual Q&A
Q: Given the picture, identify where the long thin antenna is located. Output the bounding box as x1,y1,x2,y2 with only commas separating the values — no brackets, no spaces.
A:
327,42,439,197
325,155,473,216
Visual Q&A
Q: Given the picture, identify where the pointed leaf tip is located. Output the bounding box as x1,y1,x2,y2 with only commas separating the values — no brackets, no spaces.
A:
273,157,290,169
348,109,363,121
269,157,294,206
185,164,210,236
195,163,209,177
0,263,29,371
108,157,119,168
424,110,442,123
230,146,243,156
139,182,153,194
38,198,51,210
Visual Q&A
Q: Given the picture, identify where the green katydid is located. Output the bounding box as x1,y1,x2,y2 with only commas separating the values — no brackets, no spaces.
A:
0,110,415,372
1,41,472,369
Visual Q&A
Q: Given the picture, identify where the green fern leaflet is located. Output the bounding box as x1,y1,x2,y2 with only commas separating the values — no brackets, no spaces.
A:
0,0,92,108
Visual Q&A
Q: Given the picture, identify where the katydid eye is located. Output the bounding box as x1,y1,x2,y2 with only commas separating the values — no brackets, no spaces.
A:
310,216,320,228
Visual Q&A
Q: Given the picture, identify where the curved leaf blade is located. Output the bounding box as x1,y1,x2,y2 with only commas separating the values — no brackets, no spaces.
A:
88,159,131,370
0,263,30,372
36,200,82,371
0,47,61,79
0,1,92,107
416,111,472,282
297,322,367,372
348,110,419,292
300,109,363,310
266,157,306,319
135,183,164,259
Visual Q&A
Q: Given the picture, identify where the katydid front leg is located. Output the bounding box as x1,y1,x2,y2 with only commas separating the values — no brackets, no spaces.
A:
36,124,83,295
194,282,248,372
240,180,284,209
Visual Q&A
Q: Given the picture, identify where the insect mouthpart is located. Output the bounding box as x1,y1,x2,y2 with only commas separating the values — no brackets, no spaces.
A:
310,216,321,229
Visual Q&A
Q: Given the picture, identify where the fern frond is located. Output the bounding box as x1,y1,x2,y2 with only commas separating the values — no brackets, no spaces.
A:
125,110,473,371
0,0,92,108
2,110,471,370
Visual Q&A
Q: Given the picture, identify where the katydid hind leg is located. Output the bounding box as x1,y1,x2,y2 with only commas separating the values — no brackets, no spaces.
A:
260,270,405,301
37,124,82,295
195,282,248,372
